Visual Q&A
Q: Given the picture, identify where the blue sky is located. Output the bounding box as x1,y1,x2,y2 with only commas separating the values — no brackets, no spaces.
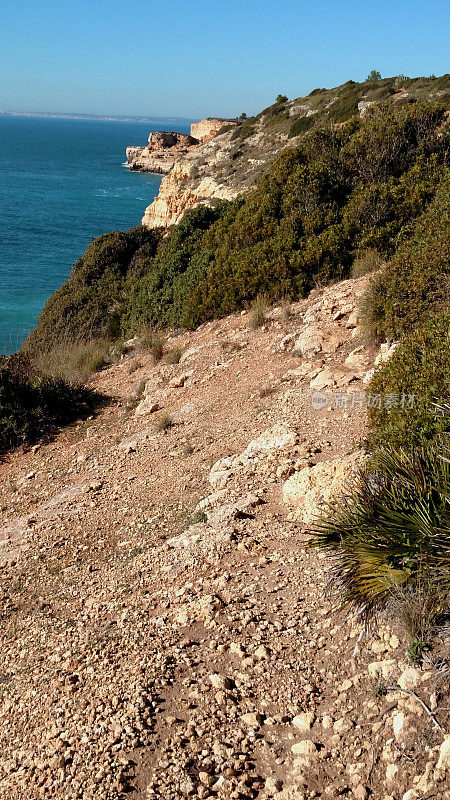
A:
0,0,448,118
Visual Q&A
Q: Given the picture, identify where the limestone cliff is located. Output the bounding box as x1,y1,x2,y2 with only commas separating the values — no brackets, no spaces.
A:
190,117,233,141
126,130,198,174
140,116,289,229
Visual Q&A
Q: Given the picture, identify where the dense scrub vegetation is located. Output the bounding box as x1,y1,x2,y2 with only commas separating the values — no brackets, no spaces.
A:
368,312,450,450
231,74,450,143
362,174,450,340
125,102,448,332
0,353,100,455
26,227,160,352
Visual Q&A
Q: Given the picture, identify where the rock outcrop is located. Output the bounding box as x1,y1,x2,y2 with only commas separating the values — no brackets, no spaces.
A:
190,118,234,141
126,130,199,174
140,119,284,229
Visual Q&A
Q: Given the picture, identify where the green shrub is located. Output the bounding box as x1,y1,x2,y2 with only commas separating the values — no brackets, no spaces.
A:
326,91,360,123
0,353,100,454
26,227,160,352
288,116,314,138
367,312,450,450
361,173,450,340
122,205,223,333
406,636,431,664
231,117,257,142
310,443,450,622
166,347,183,364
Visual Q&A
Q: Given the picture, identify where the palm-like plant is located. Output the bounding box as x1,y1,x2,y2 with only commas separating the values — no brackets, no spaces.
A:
309,439,450,622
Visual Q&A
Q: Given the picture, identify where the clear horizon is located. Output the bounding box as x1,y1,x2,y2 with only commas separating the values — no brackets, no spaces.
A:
0,0,449,120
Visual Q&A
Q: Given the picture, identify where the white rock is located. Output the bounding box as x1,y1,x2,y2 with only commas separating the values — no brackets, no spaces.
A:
241,712,263,727
397,666,422,691
282,451,364,523
293,712,315,731
363,368,375,384
293,325,324,356
392,712,405,741
309,368,336,390
367,659,397,680
402,791,419,800
134,397,160,417
291,740,317,756
436,735,450,772
374,341,400,367
209,673,234,691
385,764,399,784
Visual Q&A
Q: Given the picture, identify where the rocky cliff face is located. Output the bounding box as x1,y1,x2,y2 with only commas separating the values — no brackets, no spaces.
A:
190,117,233,141
126,130,199,174
140,117,289,229
140,133,240,228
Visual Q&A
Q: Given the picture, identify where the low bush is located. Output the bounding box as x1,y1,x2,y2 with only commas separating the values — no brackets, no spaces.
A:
288,116,314,138
166,347,183,364
32,338,114,383
360,173,450,340
326,91,359,123
367,311,450,450
310,443,450,624
155,413,174,432
143,332,165,362
26,226,160,352
0,353,100,454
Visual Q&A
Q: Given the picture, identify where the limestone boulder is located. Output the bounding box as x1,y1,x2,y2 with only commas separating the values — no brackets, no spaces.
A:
282,451,365,523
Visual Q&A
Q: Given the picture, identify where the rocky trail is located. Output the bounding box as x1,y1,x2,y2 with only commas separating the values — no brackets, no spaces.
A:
0,276,448,800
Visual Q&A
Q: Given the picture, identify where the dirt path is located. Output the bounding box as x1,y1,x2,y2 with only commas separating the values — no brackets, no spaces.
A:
0,276,448,800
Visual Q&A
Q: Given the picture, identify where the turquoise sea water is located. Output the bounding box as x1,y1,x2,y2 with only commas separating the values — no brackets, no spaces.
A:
0,115,191,355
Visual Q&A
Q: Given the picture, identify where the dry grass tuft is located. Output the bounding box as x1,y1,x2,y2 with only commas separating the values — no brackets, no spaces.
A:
249,296,268,329
166,347,183,364
31,338,117,383
155,413,174,432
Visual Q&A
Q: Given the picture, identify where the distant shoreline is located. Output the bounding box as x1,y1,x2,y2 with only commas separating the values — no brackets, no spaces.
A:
0,110,195,124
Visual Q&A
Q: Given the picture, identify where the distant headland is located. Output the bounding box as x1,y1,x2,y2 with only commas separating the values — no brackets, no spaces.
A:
0,109,194,124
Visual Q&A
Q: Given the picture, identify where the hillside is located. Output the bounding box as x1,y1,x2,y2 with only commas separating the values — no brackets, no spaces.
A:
26,92,450,353
137,74,450,229
1,275,449,799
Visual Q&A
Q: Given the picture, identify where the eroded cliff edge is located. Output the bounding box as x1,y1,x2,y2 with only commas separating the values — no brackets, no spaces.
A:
138,114,289,229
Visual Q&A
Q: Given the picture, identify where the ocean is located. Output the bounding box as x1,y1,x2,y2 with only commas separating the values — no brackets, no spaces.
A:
0,114,192,355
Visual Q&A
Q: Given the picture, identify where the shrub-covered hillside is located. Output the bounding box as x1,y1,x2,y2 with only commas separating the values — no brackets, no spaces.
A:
362,174,450,340
28,101,449,351
26,227,160,352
